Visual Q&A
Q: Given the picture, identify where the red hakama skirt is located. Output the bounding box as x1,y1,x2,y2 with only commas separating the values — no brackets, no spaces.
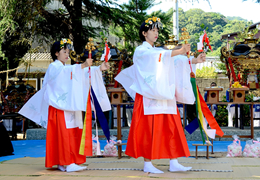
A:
45,106,86,168
125,93,190,159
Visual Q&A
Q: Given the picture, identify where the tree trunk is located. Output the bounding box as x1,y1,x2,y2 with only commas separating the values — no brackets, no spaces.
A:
70,0,83,64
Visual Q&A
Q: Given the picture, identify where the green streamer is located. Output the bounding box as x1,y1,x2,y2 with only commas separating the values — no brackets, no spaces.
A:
190,77,205,144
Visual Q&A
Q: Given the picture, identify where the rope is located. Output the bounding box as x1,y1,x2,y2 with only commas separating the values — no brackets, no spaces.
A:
91,160,229,164
0,66,22,74
85,168,233,172
86,168,143,171
27,65,48,69
88,160,233,172
0,64,48,74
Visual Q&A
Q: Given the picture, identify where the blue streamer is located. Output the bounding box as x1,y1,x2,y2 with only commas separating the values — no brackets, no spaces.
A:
91,87,110,141
185,118,199,134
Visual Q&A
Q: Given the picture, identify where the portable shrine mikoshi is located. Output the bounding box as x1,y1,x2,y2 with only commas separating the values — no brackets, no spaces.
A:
220,30,260,102
164,35,179,49
106,46,130,103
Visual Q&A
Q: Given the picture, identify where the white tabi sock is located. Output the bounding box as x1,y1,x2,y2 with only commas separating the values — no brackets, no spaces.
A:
169,159,192,172
58,165,66,172
143,161,164,174
66,163,87,173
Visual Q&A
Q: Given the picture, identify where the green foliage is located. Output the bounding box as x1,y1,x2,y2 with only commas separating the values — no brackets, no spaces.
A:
196,66,217,78
173,7,254,55
222,20,252,37
0,0,131,82
243,105,251,126
244,93,252,121
245,93,254,102
215,104,228,126
0,0,51,83
207,47,221,56
0,0,258,84
0,0,18,63
214,100,251,127
213,60,226,72
109,0,172,57
214,96,228,126
226,16,248,21
234,26,250,42
229,27,259,46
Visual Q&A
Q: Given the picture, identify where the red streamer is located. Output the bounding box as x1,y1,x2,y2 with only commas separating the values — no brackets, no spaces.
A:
228,57,237,82
198,90,224,137
104,42,110,62
114,60,123,88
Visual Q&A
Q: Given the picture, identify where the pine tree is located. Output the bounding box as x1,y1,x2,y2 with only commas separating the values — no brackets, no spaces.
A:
109,0,172,57
0,0,127,82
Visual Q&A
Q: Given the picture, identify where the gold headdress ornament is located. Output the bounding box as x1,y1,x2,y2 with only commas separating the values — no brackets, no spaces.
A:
145,16,163,29
60,38,73,50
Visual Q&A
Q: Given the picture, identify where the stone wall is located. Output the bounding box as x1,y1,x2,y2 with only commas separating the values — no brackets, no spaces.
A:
196,75,229,101
26,128,260,142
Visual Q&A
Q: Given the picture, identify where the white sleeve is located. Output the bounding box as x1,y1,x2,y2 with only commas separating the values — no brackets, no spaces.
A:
174,55,195,104
115,65,136,100
85,66,111,111
129,47,175,100
44,64,86,111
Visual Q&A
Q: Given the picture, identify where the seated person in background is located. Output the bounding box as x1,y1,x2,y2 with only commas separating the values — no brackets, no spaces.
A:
210,82,217,87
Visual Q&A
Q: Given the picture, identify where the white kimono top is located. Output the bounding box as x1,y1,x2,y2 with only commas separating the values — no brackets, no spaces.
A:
115,41,196,115
18,60,111,129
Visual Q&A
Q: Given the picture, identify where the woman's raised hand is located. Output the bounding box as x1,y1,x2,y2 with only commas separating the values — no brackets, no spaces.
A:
197,52,206,63
81,58,93,69
171,44,191,57
100,62,110,71
86,58,93,67
181,44,191,54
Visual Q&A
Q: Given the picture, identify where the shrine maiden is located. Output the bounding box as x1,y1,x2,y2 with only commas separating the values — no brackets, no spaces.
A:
19,39,111,172
115,17,206,174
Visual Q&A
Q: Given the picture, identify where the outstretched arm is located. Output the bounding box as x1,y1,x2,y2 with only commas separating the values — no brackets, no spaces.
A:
81,58,93,69
171,44,190,57
99,62,110,71
192,52,206,64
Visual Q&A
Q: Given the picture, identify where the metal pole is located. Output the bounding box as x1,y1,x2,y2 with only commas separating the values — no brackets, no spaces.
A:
173,0,179,40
